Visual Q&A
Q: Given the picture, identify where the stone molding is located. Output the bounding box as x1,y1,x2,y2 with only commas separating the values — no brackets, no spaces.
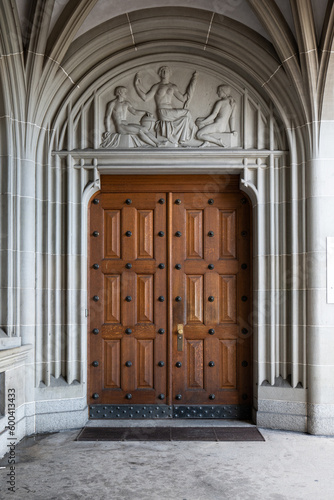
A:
55,148,283,169
0,329,21,351
0,345,33,372
50,146,306,396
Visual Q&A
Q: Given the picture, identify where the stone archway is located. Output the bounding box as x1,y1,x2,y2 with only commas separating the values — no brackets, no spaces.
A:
1,3,321,438
47,11,305,430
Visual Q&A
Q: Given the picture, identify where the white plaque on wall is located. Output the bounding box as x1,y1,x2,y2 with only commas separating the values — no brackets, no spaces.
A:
327,237,334,303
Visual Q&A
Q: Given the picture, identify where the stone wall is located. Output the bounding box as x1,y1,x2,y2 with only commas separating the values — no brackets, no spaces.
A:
0,2,334,457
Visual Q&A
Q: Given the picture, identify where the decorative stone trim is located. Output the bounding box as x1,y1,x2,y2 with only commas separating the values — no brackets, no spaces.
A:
0,345,33,372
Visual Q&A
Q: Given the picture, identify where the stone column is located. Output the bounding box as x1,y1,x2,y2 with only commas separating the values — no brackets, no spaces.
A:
307,136,334,434
306,53,334,433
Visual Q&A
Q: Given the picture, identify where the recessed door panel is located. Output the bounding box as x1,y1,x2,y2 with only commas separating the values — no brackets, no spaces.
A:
104,275,121,324
219,275,237,323
104,210,121,259
187,275,204,324
137,339,154,388
186,339,204,389
137,210,154,259
137,274,154,323
220,339,237,389
104,340,121,388
186,210,204,259
220,210,237,259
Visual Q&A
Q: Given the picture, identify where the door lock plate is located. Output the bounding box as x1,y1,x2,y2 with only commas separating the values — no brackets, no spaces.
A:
177,324,184,351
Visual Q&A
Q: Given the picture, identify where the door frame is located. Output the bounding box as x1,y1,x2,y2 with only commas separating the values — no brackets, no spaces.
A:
88,174,253,418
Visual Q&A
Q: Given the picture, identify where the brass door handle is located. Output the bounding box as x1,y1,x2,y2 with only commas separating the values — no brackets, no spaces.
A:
177,324,184,351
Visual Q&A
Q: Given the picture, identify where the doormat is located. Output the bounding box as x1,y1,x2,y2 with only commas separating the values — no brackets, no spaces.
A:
76,427,265,442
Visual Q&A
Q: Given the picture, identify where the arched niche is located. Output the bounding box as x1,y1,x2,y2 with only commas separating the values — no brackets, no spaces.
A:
31,8,305,406
50,51,300,397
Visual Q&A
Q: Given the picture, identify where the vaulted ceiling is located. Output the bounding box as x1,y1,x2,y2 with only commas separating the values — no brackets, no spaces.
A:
15,0,329,43
2,0,334,154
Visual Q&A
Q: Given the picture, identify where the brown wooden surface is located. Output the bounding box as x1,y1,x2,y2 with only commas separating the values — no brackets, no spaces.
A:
171,192,251,405
89,192,167,404
89,176,251,408
101,175,240,193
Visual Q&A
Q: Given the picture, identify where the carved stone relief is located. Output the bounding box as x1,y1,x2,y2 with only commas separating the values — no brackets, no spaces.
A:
196,85,238,148
100,86,167,148
99,66,239,149
56,63,282,151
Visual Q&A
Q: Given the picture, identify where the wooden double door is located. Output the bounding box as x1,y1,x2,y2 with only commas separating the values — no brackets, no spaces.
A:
89,176,251,413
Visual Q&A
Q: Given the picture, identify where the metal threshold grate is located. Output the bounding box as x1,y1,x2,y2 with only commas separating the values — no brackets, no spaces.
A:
76,426,264,442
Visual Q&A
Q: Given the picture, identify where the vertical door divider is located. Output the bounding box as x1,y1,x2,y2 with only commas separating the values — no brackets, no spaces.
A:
167,192,173,406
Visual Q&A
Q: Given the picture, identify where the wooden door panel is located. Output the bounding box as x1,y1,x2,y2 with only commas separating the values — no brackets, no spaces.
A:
103,260,157,274
89,179,251,410
186,275,204,324
121,271,137,326
184,261,239,275
104,340,121,388
204,206,220,262
104,275,121,324
173,196,186,263
121,336,137,391
172,191,251,406
137,210,154,259
219,275,237,323
186,339,204,389
186,210,204,259
89,192,167,405
204,337,219,396
137,339,154,388
172,277,187,330
88,199,104,401
121,206,137,261
183,324,239,338
204,272,219,325
137,274,154,323
220,210,237,259
104,210,121,259
219,339,237,389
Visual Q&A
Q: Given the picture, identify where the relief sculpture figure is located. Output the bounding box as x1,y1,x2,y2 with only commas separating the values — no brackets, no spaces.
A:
134,66,198,145
100,86,166,148
196,85,237,147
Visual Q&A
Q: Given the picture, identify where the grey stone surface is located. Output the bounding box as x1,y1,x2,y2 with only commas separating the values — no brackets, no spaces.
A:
34,384,86,401
308,403,334,419
307,404,334,435
258,386,307,402
0,416,28,465
308,417,334,436
257,412,308,433
34,396,87,414
35,409,88,434
258,399,307,416
1,427,334,499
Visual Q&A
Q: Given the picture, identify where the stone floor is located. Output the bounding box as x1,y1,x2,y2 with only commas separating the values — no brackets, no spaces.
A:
1,421,334,500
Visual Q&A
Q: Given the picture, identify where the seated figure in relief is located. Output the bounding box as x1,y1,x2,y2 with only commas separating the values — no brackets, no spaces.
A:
196,85,237,147
100,86,166,148
134,66,198,145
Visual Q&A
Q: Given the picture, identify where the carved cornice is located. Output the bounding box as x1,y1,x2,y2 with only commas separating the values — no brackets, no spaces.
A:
54,148,286,172
54,148,287,209
0,345,33,372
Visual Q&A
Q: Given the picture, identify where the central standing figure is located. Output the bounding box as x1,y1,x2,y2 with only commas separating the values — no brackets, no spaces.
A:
134,66,198,145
